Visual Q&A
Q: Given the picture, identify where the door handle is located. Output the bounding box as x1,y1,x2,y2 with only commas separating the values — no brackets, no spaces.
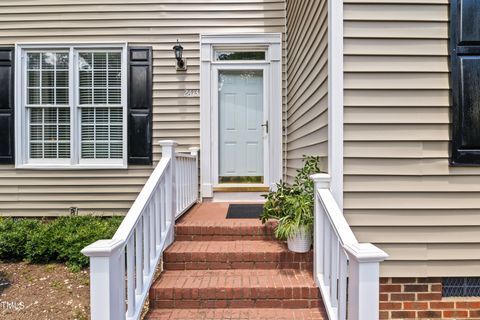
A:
261,121,269,134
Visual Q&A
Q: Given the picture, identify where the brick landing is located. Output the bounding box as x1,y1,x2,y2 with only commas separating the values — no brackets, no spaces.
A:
146,203,326,319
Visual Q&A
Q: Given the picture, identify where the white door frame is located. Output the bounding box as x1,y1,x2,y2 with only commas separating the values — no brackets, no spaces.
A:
200,33,282,198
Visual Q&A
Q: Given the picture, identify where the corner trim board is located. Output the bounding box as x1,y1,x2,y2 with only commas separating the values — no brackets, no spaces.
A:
328,0,344,208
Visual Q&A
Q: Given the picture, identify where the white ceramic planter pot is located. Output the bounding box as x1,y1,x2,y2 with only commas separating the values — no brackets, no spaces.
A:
287,226,312,253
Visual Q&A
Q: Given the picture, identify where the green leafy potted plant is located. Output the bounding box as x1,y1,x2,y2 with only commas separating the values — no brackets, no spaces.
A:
260,156,320,253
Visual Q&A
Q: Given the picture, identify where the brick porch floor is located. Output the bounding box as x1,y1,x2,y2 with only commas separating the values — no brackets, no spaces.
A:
146,203,327,320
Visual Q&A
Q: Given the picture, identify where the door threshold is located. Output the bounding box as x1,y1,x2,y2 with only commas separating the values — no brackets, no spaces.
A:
213,186,269,193
212,192,266,203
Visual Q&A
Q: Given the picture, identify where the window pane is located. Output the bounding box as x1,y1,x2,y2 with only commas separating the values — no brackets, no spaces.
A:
27,53,40,69
56,53,69,69
94,69,107,87
28,70,40,87
79,70,92,87
80,107,123,159
41,88,54,104
56,88,69,104
93,53,107,69
109,88,121,104
215,51,266,61
30,143,43,159
42,70,54,87
108,52,121,69
93,88,107,104
28,107,70,159
79,50,122,106
28,89,40,105
79,88,92,104
27,51,69,106
56,71,69,87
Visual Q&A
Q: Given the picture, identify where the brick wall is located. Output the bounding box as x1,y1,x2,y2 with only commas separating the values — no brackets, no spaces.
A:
380,278,480,319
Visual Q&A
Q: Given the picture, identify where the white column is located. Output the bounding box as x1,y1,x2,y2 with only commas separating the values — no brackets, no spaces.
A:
81,239,125,320
159,140,177,245
345,243,388,320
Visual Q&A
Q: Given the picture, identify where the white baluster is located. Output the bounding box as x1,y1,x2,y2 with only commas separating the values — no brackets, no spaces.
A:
143,211,150,276
338,251,348,320
126,236,135,317
135,221,143,296
154,186,161,249
149,200,155,264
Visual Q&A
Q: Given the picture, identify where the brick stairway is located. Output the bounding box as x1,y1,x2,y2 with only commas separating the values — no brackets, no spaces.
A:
146,203,327,320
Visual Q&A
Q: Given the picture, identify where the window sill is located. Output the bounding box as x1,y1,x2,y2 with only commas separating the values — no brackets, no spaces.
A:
15,163,128,170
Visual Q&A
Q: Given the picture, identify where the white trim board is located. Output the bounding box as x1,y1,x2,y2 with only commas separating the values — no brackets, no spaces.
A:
199,33,283,198
328,2,344,208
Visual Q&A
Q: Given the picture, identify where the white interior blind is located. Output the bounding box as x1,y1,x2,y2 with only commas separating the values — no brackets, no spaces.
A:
78,51,123,159
26,52,70,159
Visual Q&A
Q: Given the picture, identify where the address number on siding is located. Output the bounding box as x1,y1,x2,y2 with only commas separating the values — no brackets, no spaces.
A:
184,89,200,97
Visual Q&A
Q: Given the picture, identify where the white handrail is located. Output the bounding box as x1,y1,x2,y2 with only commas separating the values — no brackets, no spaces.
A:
311,173,388,320
175,147,199,219
82,141,199,320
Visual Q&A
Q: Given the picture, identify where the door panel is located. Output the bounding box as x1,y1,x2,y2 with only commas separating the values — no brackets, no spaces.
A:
218,70,264,182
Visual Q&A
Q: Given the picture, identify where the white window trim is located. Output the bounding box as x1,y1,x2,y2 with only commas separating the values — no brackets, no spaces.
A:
199,33,283,198
14,42,128,169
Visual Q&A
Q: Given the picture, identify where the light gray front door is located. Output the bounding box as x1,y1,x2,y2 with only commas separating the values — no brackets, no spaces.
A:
218,69,264,184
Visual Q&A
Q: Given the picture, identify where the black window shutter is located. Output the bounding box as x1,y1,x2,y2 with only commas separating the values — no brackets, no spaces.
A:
451,1,480,165
128,46,153,165
0,47,14,164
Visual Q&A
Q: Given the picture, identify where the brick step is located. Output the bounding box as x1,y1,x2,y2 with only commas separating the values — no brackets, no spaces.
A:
145,308,327,319
164,240,312,271
175,221,277,241
149,269,320,309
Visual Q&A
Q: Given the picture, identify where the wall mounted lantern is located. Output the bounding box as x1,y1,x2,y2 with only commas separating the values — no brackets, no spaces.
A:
173,40,187,71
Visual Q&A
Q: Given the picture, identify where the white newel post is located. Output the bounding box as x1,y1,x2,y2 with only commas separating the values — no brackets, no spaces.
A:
189,147,200,202
81,239,125,320
346,243,388,320
159,140,177,246
310,173,331,287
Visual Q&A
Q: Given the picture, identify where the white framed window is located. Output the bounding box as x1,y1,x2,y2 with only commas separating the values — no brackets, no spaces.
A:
15,43,128,169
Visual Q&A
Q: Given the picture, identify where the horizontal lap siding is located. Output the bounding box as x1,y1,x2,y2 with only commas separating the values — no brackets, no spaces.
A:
0,0,286,216
285,0,328,183
343,0,480,277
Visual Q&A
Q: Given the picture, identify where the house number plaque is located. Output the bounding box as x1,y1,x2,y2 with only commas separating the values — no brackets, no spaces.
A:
184,89,200,97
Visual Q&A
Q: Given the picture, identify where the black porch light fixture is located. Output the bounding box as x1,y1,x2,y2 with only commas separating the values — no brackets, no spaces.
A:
173,39,187,71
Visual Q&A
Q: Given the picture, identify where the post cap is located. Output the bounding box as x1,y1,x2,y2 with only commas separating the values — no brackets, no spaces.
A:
188,146,200,152
81,238,124,257
344,242,389,263
158,140,178,147
310,173,331,189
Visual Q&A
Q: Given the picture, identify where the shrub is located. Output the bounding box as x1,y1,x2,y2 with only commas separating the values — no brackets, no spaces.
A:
260,156,320,240
0,216,123,271
0,218,41,260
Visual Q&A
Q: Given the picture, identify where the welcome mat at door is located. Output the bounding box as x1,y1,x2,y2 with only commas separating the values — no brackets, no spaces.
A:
226,204,264,219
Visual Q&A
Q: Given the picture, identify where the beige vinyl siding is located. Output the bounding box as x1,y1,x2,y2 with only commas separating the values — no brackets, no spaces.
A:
0,0,286,216
284,0,328,183
343,0,480,277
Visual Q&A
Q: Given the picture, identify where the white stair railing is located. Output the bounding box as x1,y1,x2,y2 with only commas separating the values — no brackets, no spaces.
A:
175,147,199,219
311,173,388,320
82,140,199,320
